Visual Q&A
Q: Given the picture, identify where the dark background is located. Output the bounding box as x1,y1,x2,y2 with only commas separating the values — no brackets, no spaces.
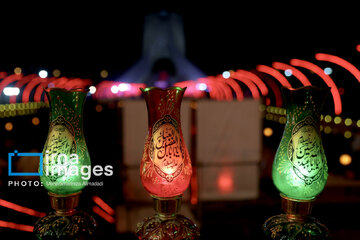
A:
0,3,360,239
0,3,359,81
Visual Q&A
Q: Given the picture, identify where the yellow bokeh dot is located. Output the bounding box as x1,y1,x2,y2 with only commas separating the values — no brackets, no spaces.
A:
14,67,22,74
324,115,332,123
334,116,342,124
344,118,352,126
263,127,273,137
100,70,108,78
344,131,352,139
53,69,61,77
5,122,13,131
324,126,332,134
339,154,352,166
279,116,286,124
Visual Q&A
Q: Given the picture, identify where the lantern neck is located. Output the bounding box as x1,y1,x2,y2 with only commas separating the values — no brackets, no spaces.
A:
281,194,315,222
151,195,182,220
282,86,330,119
45,88,88,126
141,87,186,127
48,191,81,216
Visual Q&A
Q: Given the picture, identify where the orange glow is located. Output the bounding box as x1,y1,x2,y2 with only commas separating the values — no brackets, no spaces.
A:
0,220,34,232
339,154,352,166
357,44,360,52
92,196,115,216
263,127,273,137
290,59,342,115
217,168,234,194
256,65,292,88
235,70,269,96
92,206,116,224
315,53,360,84
4,122,13,131
272,62,311,86
32,117,40,126
0,199,46,218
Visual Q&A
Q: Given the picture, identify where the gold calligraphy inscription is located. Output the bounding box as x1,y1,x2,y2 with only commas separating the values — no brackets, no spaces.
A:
44,116,77,181
288,116,324,185
150,115,184,182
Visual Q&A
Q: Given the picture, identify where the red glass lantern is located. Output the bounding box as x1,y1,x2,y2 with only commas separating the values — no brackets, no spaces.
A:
140,87,192,197
136,87,200,239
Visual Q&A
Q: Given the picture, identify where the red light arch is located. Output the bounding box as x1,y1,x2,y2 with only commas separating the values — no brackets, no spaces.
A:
235,70,269,96
231,72,260,99
315,53,360,84
256,65,292,88
290,58,342,115
272,62,311,86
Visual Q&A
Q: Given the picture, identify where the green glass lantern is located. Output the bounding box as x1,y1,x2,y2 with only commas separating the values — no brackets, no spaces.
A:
34,88,97,239
263,86,331,240
40,88,91,194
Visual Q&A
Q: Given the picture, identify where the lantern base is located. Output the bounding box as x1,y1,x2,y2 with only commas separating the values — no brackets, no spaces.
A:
262,214,330,240
33,192,97,239
262,194,330,239
135,195,200,239
280,194,314,222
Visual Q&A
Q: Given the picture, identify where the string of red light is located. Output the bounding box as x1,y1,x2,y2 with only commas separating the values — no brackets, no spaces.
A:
315,53,360,83
0,199,45,218
92,196,115,216
290,58,342,115
92,206,116,224
272,62,311,86
1,43,360,115
0,198,45,232
92,195,116,224
0,220,34,232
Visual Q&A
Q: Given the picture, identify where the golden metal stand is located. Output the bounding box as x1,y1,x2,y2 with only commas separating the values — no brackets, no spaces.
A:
263,194,330,239
136,195,200,239
34,191,97,239
281,194,314,222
